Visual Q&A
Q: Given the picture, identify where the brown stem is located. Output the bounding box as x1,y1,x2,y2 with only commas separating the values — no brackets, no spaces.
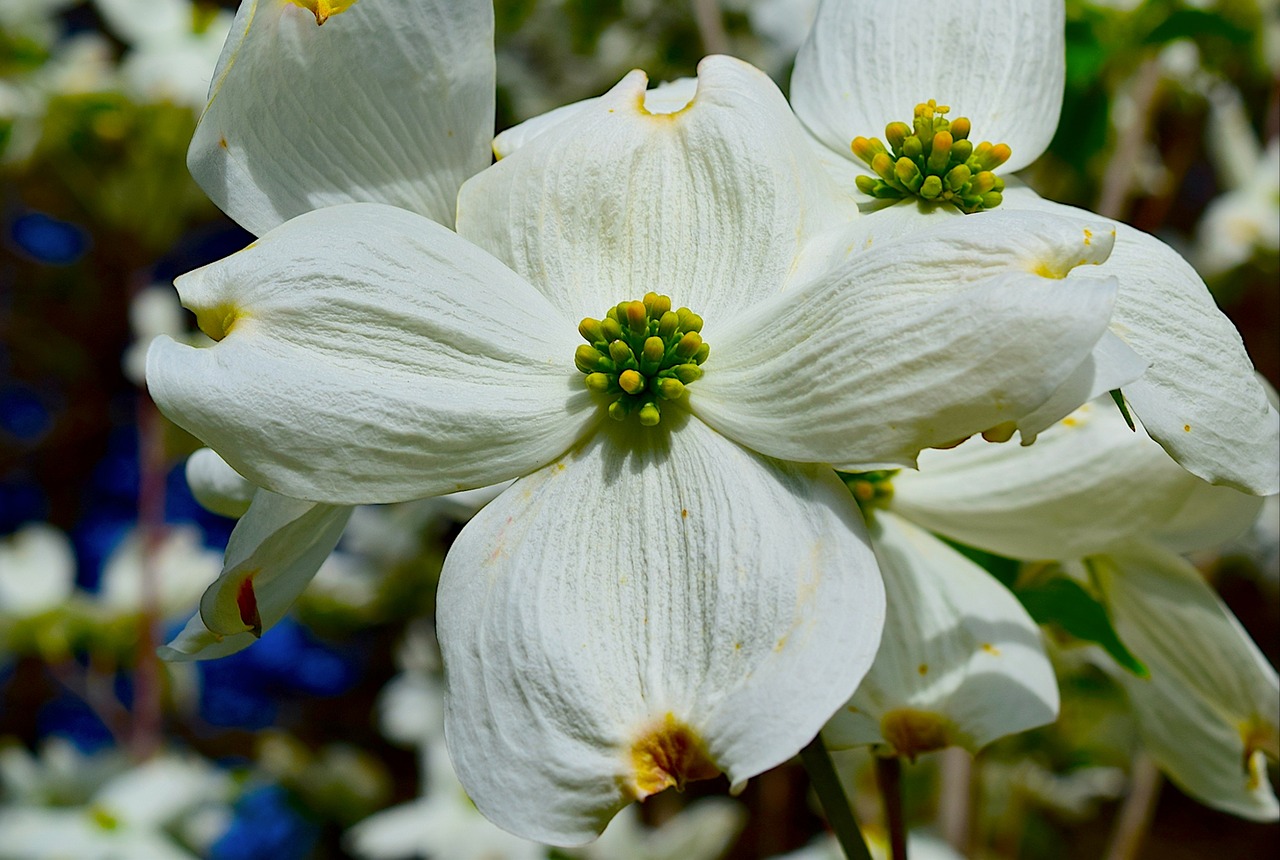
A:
691,0,729,56
129,392,167,760
1103,754,1163,860
1096,56,1164,221
875,755,908,860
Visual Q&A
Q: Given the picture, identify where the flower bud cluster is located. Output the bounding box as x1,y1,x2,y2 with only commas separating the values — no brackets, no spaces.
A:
851,100,1010,214
575,292,710,426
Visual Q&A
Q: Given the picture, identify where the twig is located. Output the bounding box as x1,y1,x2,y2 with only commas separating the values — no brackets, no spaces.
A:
1096,56,1163,220
799,735,875,860
937,747,972,855
1103,754,1163,860
691,0,729,56
129,391,167,760
875,756,908,860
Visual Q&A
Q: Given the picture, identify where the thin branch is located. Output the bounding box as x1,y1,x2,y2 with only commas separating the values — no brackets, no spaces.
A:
875,756,908,860
1096,56,1163,220
937,747,972,855
1103,754,1163,860
691,0,729,56
799,735,875,860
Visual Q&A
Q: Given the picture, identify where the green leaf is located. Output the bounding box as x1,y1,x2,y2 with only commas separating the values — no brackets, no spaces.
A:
1142,10,1254,46
1015,575,1148,677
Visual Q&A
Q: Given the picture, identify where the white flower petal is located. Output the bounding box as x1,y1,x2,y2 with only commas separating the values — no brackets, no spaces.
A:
98,526,222,619
1015,330,1148,442
437,417,883,845
458,55,857,325
693,211,1121,467
0,523,75,617
792,0,1064,172
893,397,1213,560
189,0,494,233
1096,544,1280,820
184,448,254,519
158,491,351,661
492,78,699,160
1002,183,1280,494
147,203,595,505
96,754,229,830
824,512,1057,756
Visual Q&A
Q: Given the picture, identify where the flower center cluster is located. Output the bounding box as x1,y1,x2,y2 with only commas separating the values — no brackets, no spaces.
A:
575,292,709,426
851,100,1010,214
841,470,897,515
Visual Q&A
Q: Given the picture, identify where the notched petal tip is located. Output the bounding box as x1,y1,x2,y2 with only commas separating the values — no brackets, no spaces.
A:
625,713,721,800
1026,221,1116,279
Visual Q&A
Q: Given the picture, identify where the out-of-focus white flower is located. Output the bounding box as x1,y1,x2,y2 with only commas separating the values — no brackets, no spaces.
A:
571,798,746,860
0,33,116,164
0,738,126,808
1196,84,1280,277
0,751,232,860
95,525,222,621
93,0,233,111
0,523,75,621
124,285,210,386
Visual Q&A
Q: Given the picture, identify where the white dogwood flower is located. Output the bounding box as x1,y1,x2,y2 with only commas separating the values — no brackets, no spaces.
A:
147,52,1124,843
156,0,496,658
790,0,1279,494
888,397,1278,819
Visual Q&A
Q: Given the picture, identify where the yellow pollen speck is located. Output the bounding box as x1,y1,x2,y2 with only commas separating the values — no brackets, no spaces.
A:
1184,424,1192,432
774,636,787,652
681,508,688,519
917,663,929,676
880,709,951,761
981,642,1001,656
290,0,359,25
195,303,242,341
1083,228,1093,245
218,136,228,149
626,713,719,799
1063,417,1079,427
556,462,566,471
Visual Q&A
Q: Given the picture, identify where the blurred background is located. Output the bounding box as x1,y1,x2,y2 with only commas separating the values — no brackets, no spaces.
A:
0,1,1277,858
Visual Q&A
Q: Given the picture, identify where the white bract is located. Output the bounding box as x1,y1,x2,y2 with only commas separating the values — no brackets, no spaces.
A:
791,0,1280,494
823,509,1059,760
890,397,1279,819
157,0,497,659
147,45,1126,842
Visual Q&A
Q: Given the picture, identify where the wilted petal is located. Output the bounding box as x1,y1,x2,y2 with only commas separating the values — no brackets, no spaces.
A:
1003,183,1280,494
693,211,1121,468
147,203,595,505
1096,543,1280,820
792,0,1064,172
437,417,883,844
458,55,857,325
189,0,494,233
825,512,1057,756
158,491,351,661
